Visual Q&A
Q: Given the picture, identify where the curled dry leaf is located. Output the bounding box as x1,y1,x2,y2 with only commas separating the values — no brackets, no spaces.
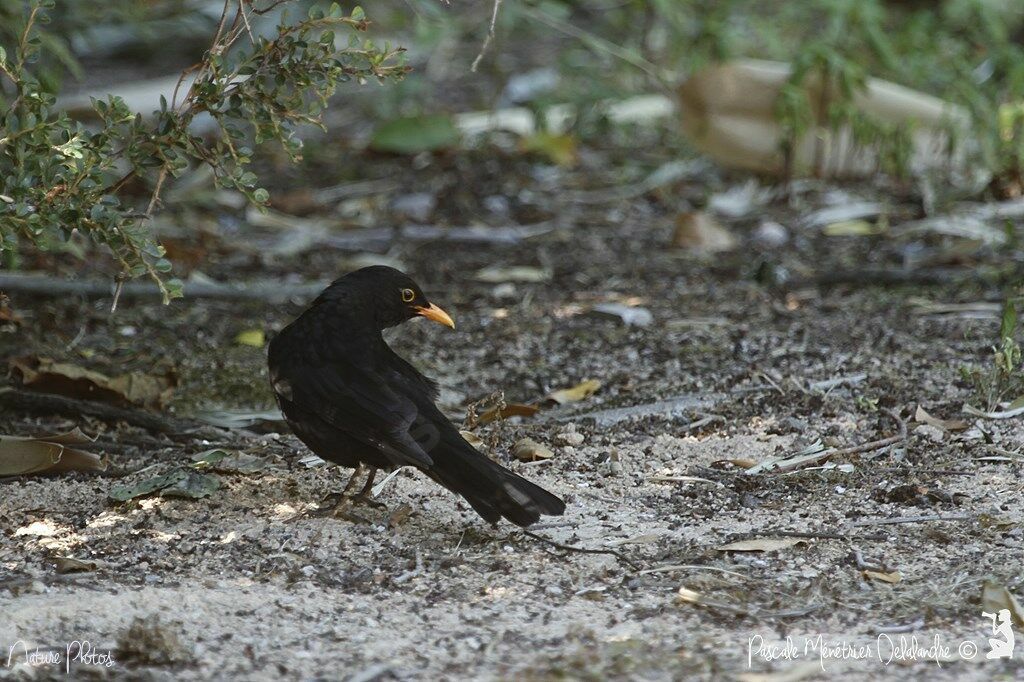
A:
914,405,969,432
513,438,554,462
716,538,806,552
0,429,104,477
10,356,176,410
544,379,601,406
459,430,486,452
862,569,902,584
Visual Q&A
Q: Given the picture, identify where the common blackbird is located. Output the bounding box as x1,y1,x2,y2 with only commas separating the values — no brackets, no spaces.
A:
268,266,566,527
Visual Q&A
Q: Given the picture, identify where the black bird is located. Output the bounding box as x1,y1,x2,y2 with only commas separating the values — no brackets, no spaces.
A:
268,266,566,527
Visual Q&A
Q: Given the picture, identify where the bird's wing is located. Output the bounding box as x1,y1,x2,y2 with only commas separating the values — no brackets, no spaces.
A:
279,359,435,469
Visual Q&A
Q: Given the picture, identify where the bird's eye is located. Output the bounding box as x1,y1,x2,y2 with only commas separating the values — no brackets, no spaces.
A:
401,288,415,303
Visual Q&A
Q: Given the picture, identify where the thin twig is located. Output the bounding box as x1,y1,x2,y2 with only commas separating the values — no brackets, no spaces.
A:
638,564,748,578
110,273,127,314
521,5,671,93
0,273,328,301
819,408,907,460
470,0,503,72
763,530,887,542
849,513,974,527
239,0,256,44
522,530,642,570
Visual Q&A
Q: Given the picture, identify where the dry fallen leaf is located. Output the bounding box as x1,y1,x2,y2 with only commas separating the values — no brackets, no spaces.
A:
863,569,902,584
513,438,554,462
716,538,806,552
981,580,1024,627
544,379,601,405
388,503,414,529
0,293,20,326
589,303,654,327
822,219,885,236
676,586,703,605
519,132,578,167
914,405,969,432
473,265,552,283
190,449,268,474
672,211,737,252
478,403,540,424
10,356,176,410
109,468,220,502
459,430,486,452
54,557,100,574
712,457,757,469
0,429,105,477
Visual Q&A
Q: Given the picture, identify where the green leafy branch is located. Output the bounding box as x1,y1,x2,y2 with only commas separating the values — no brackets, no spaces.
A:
0,1,408,302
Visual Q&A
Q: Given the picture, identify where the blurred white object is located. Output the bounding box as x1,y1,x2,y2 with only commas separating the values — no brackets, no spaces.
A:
677,59,971,179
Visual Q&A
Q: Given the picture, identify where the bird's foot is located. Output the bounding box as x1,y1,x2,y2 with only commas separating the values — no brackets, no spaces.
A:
349,492,388,511
296,493,373,523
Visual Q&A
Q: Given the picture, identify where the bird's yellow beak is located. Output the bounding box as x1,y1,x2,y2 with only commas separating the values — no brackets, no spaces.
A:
415,303,455,329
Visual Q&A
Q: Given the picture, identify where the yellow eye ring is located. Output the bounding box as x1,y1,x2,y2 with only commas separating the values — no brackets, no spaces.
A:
401,288,415,303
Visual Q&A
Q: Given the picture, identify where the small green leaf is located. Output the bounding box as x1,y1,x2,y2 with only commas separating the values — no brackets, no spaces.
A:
1001,300,1017,342
369,115,460,154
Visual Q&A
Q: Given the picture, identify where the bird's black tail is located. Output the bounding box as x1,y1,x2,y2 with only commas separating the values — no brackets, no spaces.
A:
428,428,565,527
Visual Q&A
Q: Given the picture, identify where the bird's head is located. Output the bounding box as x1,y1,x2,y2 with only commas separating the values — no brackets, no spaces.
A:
317,265,455,331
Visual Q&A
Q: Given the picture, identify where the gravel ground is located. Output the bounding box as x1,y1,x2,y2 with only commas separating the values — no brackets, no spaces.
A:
3,139,1024,681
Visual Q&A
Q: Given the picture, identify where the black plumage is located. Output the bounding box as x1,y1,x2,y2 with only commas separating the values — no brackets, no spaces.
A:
268,266,566,527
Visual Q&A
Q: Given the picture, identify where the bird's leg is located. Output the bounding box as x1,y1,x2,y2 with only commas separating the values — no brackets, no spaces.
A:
341,464,366,496
301,465,379,524
315,463,365,511
349,467,387,510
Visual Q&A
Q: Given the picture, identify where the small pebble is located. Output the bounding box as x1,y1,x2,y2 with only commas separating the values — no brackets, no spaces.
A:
555,430,585,446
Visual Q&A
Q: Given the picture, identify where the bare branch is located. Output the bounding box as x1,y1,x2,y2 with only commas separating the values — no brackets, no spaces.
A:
471,0,503,72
